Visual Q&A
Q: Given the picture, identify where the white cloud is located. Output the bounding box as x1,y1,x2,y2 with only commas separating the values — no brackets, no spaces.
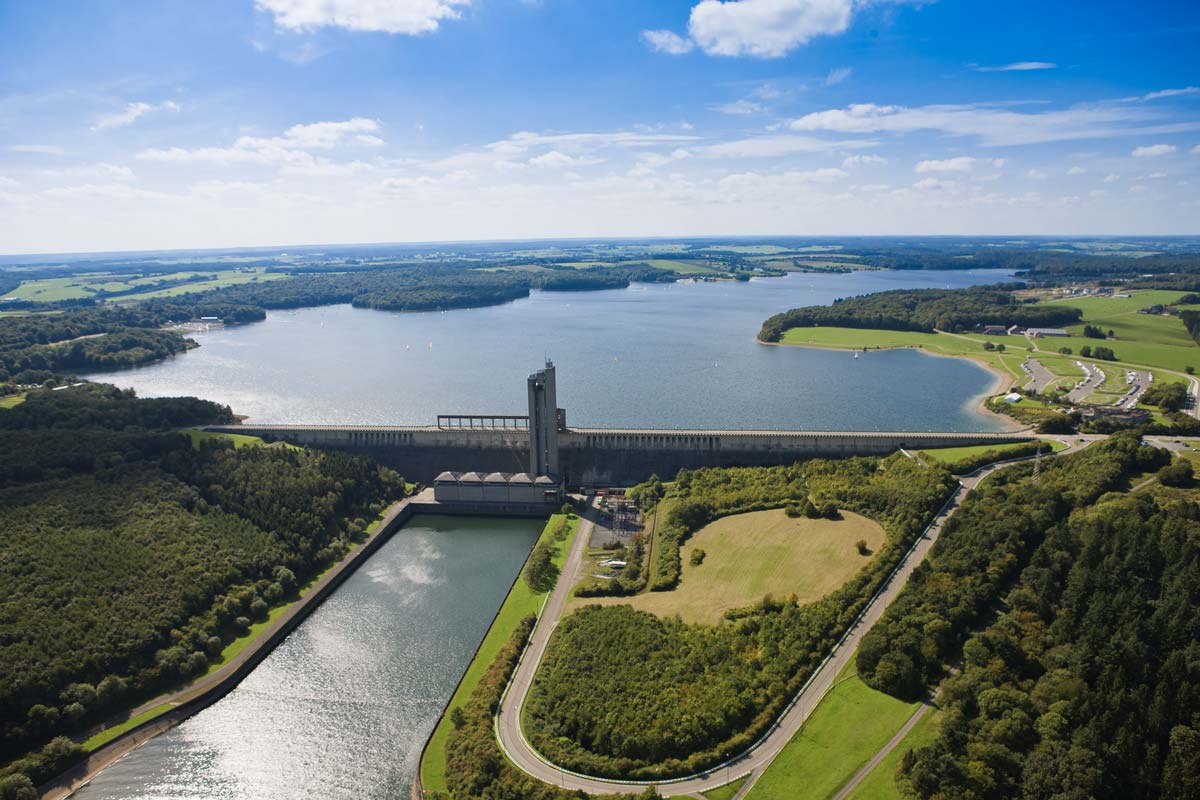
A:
647,0,889,59
8,144,64,155
1025,168,1048,180
138,117,382,169
700,133,876,158
43,163,137,182
789,101,1200,146
713,99,766,115
1128,86,1199,102
1193,144,1200,155
915,156,977,173
824,66,852,86
1146,171,1167,179
1089,189,1108,198
0,176,19,189
527,150,604,169
92,100,179,131
256,0,470,36
1104,173,1121,183
642,29,695,54
689,0,853,58
1067,166,1087,175
913,177,959,191
43,183,173,201
1129,184,1149,194
188,180,269,198
842,154,886,168
1131,143,1176,157
973,61,1056,72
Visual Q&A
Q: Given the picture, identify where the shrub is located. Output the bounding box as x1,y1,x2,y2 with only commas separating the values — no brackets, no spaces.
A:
689,548,706,566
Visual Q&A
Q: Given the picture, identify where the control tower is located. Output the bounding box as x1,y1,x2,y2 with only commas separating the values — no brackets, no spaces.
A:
527,360,561,476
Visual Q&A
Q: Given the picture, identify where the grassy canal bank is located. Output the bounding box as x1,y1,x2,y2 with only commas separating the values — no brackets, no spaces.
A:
419,512,582,795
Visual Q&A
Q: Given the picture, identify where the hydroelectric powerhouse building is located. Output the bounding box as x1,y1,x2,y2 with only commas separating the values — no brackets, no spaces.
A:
432,361,565,509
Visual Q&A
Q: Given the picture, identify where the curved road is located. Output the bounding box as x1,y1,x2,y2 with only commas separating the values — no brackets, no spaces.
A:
494,444,1081,796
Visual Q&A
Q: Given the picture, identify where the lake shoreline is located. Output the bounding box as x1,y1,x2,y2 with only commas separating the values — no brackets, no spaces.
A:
757,336,1023,432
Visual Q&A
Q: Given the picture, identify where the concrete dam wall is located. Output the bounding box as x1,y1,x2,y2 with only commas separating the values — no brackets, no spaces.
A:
204,424,1032,487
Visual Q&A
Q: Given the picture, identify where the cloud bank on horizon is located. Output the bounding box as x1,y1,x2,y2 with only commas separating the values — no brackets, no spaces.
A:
0,0,1198,253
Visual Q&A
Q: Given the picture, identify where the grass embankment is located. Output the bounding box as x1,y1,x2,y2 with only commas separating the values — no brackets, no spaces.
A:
777,327,1027,385
420,513,581,794
579,508,883,624
746,661,921,800
704,776,749,800
184,429,303,451
0,393,25,408
918,439,1066,469
81,703,175,751
843,710,943,800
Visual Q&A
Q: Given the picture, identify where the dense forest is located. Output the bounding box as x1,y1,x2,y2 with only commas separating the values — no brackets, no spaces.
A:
0,386,406,789
857,436,1200,799
524,456,955,779
758,286,1082,342
436,617,653,800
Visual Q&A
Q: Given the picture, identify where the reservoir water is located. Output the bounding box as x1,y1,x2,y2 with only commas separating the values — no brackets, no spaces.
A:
85,269,1015,431
71,515,543,800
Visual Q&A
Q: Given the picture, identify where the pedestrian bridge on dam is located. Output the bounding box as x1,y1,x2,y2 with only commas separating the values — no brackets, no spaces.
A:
205,360,1030,486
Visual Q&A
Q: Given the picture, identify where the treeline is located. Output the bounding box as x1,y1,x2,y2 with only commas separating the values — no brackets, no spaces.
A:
524,455,955,779
758,286,1082,342
0,386,405,787
1181,309,1200,345
0,303,260,386
890,446,1200,798
173,264,675,314
857,435,1168,699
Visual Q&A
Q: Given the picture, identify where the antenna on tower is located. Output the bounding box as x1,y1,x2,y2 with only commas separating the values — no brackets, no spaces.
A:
1032,441,1042,481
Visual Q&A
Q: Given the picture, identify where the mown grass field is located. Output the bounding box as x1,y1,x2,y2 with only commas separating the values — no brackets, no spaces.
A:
420,513,581,794
1034,290,1200,375
918,439,1065,466
844,709,943,800
746,661,921,800
5,268,286,303
777,326,1028,383
578,508,884,624
0,393,25,408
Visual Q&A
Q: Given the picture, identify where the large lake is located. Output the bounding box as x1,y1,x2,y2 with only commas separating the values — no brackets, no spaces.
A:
71,515,543,800
86,269,1014,431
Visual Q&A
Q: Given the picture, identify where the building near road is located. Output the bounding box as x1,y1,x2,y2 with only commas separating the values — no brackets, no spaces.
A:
1026,327,1069,338
1079,406,1151,424
980,325,1009,336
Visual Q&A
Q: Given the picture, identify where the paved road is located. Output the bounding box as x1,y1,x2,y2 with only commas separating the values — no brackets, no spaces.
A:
494,451,1068,796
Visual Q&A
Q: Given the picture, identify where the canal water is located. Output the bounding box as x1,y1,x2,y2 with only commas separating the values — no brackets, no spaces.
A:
70,515,542,800
84,268,1014,431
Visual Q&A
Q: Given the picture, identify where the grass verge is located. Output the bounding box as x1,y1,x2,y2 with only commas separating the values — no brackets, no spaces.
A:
419,513,581,794
746,661,920,800
843,710,942,800
81,703,174,752
0,393,25,409
705,775,749,800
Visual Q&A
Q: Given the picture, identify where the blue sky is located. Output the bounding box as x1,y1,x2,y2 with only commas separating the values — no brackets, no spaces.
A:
1,0,1198,253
